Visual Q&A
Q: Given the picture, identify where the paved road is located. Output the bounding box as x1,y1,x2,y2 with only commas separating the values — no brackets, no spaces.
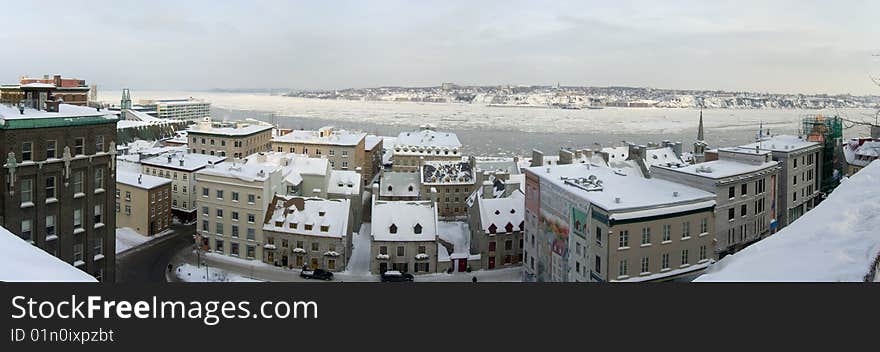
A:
116,223,196,283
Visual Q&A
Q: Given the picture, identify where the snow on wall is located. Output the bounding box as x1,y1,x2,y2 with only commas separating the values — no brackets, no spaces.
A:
696,160,880,282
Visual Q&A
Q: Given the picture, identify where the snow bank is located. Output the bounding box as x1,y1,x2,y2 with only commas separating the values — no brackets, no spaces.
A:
0,226,97,282
696,161,880,282
175,263,261,282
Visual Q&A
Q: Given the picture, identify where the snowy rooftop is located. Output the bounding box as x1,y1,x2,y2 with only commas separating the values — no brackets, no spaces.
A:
475,189,525,234
196,162,280,183
395,128,461,150
328,170,361,195
843,138,880,167
188,123,272,137
654,159,779,180
141,151,226,172
372,200,438,242
365,135,383,151
264,196,351,239
695,161,880,282
475,157,521,174
243,152,329,186
422,160,474,185
527,163,715,215
0,103,115,120
117,170,171,190
380,172,421,198
644,147,686,168
273,127,365,146
737,134,820,153
0,226,97,282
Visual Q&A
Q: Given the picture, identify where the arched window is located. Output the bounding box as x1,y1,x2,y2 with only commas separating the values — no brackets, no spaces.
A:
414,223,422,234
505,223,514,233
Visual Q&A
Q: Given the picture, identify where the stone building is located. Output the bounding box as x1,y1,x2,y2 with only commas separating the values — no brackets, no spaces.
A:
262,195,353,270
115,171,172,236
187,118,273,161
370,199,439,275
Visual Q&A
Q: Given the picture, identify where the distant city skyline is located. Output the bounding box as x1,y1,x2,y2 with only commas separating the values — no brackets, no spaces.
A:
2,0,879,95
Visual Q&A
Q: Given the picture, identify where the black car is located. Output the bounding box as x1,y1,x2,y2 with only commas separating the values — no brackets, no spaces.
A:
300,268,334,281
380,270,414,282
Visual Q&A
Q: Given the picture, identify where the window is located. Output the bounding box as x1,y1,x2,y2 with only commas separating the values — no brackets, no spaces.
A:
413,223,422,234
489,241,496,251
202,187,209,197
216,209,223,218
73,172,83,194
215,223,224,235
46,140,56,159
22,142,32,161
94,205,103,224
247,228,255,241
20,179,33,203
793,175,797,185
231,225,239,237
93,237,103,256
700,245,707,261
232,192,239,202
73,209,83,229
247,194,256,204
397,246,405,256
793,192,797,202
740,183,747,196
700,218,708,234
247,245,255,258
728,208,735,220
681,249,690,266
342,161,348,169
342,150,348,158
46,216,56,237
231,243,239,256
21,220,32,242
741,204,747,217
681,221,690,238
641,257,649,274
793,158,798,168
618,230,629,248
505,240,513,250
728,186,735,199
389,224,398,234
380,246,388,255
216,190,224,199
125,205,131,215
661,224,671,242
311,242,320,251
75,138,85,155
328,149,335,156
215,240,224,253
661,253,670,270
595,227,602,245
95,135,104,153
94,168,104,189
232,212,239,221
202,207,209,216
202,220,209,231
418,246,426,254
595,255,601,273
641,227,651,245
618,259,628,277
247,214,255,223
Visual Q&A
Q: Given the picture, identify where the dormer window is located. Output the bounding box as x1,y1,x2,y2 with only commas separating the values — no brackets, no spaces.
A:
408,185,413,192
389,224,398,234
519,221,524,230
510,209,516,214
320,225,329,232
290,223,296,229
414,223,422,234
387,185,393,192
505,223,514,233
488,224,497,234
319,211,325,217
305,224,313,231
275,221,283,227
494,210,500,215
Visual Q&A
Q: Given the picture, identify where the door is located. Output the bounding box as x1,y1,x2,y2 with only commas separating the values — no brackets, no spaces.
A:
488,256,496,269
379,262,388,273
282,255,288,267
310,258,319,269
457,258,467,272
295,256,303,267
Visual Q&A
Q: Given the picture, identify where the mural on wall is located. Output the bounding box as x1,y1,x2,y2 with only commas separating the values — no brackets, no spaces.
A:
539,210,569,256
571,207,588,240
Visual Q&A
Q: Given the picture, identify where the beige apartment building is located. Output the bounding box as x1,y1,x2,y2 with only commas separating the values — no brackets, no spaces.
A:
115,171,172,236
194,162,283,261
188,119,273,161
392,126,463,172
271,126,367,179
262,195,353,270
370,199,439,275
140,151,225,223
421,159,476,219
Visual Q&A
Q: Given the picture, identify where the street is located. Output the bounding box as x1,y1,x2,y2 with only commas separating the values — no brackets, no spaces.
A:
115,223,196,283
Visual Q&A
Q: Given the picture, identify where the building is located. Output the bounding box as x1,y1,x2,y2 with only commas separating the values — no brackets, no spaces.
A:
187,118,273,161
271,126,367,180
0,225,97,282
0,102,118,282
262,195,353,270
392,125,463,172
147,98,211,122
467,178,525,270
363,135,384,185
1,74,90,107
115,171,172,236
370,200,439,274
842,138,880,177
421,159,476,219
523,163,716,282
378,171,421,201
195,162,284,262
653,148,781,257
733,135,822,227
140,152,226,223
693,109,708,163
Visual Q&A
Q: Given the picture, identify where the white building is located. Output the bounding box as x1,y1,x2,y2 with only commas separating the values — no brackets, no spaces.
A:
392,125,463,172
140,151,226,222
153,98,211,122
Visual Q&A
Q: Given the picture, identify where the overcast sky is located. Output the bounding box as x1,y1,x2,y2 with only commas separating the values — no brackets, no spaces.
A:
2,0,878,94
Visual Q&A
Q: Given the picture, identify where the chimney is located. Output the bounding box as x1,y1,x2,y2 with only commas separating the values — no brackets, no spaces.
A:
179,159,184,166
531,149,544,167
53,75,61,86
558,148,573,165
167,155,173,163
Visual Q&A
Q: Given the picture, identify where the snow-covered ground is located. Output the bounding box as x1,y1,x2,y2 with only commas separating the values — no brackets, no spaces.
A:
175,263,262,282
99,91,874,137
116,227,174,254
696,161,880,282
342,223,372,275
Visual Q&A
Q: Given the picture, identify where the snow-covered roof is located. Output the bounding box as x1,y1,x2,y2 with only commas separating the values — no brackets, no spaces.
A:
0,103,115,120
116,170,171,190
644,147,686,168
141,151,226,172
475,189,525,234
365,135,383,151
20,82,56,88
602,146,629,161
654,159,779,180
264,196,351,239
737,135,820,153
475,157,521,174
422,160,474,185
379,172,421,198
273,127,365,146
244,152,330,187
696,161,880,282
0,226,97,282
843,138,880,167
526,163,715,215
395,128,461,149
371,200,438,242
196,162,279,183
328,170,361,195
188,123,272,137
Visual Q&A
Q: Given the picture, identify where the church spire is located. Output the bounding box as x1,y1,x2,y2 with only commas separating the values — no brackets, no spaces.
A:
697,107,705,142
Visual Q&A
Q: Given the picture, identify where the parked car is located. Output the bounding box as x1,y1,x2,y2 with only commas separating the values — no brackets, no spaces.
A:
380,270,414,282
300,268,334,281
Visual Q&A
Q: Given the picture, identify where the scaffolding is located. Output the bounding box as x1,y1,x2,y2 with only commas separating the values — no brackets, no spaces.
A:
802,114,843,194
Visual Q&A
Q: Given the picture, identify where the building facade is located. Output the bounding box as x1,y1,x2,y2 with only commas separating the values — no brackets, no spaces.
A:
0,102,118,282
392,126,463,172
843,138,880,177
421,159,476,219
1,75,90,107
115,171,172,236
271,126,367,180
140,152,226,223
152,98,211,122
188,119,273,161
262,195,352,270
370,200,439,275
467,181,525,270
